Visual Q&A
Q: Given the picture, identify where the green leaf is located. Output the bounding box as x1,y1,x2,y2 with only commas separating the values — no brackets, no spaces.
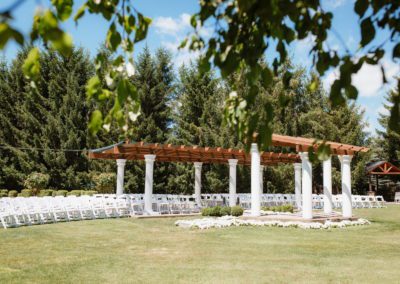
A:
360,17,375,47
317,143,331,161
117,78,137,104
86,76,101,99
354,0,368,18
345,85,358,100
329,80,345,106
135,14,152,43
0,23,24,49
74,4,86,22
22,48,40,80
88,110,103,135
106,24,121,51
52,0,73,21
52,32,73,56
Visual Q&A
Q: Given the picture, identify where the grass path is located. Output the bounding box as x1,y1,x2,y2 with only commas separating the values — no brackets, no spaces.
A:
1,206,399,283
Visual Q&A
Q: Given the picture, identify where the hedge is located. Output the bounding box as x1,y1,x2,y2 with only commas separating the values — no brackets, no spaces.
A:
8,190,18,197
262,205,294,213
201,206,244,217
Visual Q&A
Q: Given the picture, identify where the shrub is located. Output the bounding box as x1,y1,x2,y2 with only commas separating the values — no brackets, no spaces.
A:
8,190,18,197
209,206,222,216
262,205,294,213
81,190,98,196
92,173,116,193
231,206,244,216
220,206,231,216
20,189,33,197
54,190,68,197
24,172,50,195
0,189,8,198
38,189,54,197
67,190,82,196
201,207,213,216
202,206,243,217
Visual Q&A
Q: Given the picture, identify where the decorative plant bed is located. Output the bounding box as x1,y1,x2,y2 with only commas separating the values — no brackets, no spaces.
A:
175,215,370,230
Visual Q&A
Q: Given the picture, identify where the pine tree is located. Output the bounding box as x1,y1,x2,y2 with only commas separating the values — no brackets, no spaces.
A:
123,47,174,193
168,62,234,194
377,89,400,162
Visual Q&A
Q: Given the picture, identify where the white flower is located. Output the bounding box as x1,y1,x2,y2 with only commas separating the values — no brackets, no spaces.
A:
94,0,101,4
122,125,128,132
229,91,238,98
126,62,135,77
105,74,114,87
103,123,111,132
128,111,140,122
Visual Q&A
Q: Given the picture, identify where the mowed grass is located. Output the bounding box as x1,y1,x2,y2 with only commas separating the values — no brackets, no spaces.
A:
1,206,400,284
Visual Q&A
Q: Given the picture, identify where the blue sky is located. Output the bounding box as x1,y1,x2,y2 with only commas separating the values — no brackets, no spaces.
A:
1,0,399,136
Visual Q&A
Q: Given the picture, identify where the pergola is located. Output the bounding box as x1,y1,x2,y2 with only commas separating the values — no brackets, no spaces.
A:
366,161,400,192
88,134,369,219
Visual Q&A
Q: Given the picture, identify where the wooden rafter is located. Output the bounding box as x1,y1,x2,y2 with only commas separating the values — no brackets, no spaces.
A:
88,141,301,165
366,161,400,175
272,134,369,155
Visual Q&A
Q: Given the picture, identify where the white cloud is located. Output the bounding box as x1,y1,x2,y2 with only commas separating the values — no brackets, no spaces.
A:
162,39,201,67
152,13,212,68
323,58,399,97
323,0,348,9
153,13,191,36
352,59,399,97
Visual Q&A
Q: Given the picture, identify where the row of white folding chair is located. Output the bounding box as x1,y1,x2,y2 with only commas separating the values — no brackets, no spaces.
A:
122,195,200,215
0,196,132,229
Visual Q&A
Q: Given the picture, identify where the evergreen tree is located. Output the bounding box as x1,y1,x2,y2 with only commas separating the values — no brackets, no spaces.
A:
377,89,400,162
169,62,233,194
123,47,174,193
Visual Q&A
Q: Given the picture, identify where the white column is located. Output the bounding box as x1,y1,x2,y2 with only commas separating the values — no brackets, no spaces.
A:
144,154,156,215
294,163,302,209
251,143,261,217
194,162,203,206
228,159,238,207
340,155,353,218
116,159,127,196
323,156,333,215
260,165,264,194
300,152,313,219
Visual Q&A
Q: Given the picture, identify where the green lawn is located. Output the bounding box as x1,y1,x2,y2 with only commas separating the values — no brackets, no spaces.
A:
1,206,400,284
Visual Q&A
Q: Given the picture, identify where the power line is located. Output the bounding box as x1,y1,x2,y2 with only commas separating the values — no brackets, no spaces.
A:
0,144,88,153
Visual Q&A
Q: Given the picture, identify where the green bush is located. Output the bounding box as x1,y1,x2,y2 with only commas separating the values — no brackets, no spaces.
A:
202,206,241,217
0,189,8,198
24,172,50,195
8,190,18,197
220,206,231,216
92,173,116,193
231,206,244,216
38,189,54,197
209,206,222,216
201,207,213,216
262,205,294,213
67,190,82,196
20,189,33,197
81,190,98,196
53,190,68,197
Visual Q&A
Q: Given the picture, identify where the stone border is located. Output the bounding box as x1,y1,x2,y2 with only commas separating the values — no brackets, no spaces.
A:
175,216,370,230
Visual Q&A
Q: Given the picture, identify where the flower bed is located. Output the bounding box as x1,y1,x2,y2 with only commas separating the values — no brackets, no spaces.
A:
175,216,370,230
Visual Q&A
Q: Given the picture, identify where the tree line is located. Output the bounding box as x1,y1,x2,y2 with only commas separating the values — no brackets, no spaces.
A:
0,46,380,194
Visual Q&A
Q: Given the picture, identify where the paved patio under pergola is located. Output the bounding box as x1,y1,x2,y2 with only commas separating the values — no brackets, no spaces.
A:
88,134,369,220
